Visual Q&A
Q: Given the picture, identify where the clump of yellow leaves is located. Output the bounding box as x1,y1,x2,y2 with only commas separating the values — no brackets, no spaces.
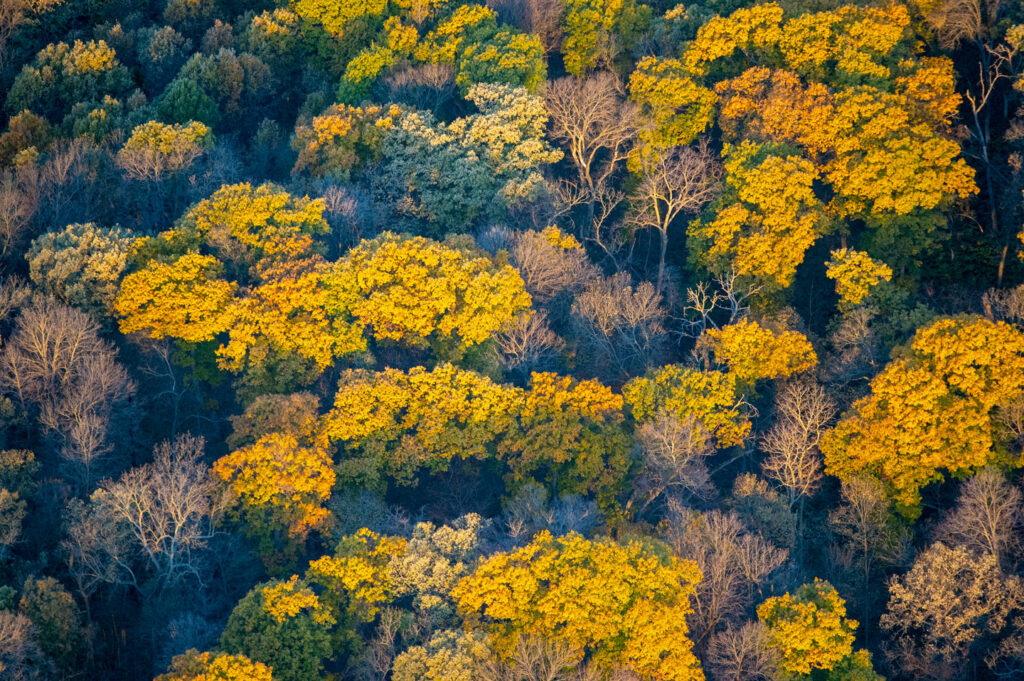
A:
757,579,856,675
453,531,704,681
825,248,892,308
155,650,272,681
334,232,532,349
261,575,335,626
821,316,1024,516
701,318,817,384
623,365,751,448
213,432,336,538
306,528,407,622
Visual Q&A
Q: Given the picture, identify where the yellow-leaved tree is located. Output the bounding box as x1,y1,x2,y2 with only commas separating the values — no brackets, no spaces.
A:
623,365,751,448
700,318,817,385
757,579,857,675
453,531,704,681
825,248,893,309
331,232,532,356
213,432,335,564
821,316,1024,515
155,650,272,681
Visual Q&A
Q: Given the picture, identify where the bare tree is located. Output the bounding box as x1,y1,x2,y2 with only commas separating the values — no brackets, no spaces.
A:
631,413,715,514
570,272,667,379
936,468,1024,570
761,381,835,510
660,505,787,644
627,143,722,293
0,0,62,72
501,227,600,304
0,169,39,261
376,63,457,113
705,621,777,681
0,610,49,681
544,74,635,215
475,635,583,681
0,298,135,489
495,312,565,376
92,435,226,590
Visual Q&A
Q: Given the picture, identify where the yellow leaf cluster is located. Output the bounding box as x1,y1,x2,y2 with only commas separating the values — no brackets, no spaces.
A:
155,650,272,681
757,579,856,675
334,232,532,348
453,531,704,681
628,56,717,162
623,365,751,448
701,318,817,384
825,248,892,307
688,141,824,288
261,575,336,626
291,103,391,180
115,253,237,342
821,316,1024,515
306,528,407,621
213,432,336,537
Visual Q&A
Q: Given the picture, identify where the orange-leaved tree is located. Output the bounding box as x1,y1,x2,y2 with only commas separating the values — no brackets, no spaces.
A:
821,316,1024,516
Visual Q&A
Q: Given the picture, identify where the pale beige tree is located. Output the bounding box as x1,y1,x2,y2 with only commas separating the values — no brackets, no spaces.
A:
936,468,1024,569
494,312,565,376
705,621,777,681
881,542,1024,680
660,505,788,644
631,413,714,512
0,610,48,681
761,381,835,509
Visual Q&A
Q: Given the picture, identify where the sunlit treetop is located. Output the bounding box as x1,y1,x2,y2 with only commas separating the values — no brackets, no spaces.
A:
114,252,237,343
290,0,388,37
700,318,817,384
688,140,826,289
453,531,704,681
822,316,1024,515
155,650,273,681
757,579,857,676
331,232,532,350
825,248,893,308
623,365,751,448
306,528,408,622
291,103,393,181
160,183,330,269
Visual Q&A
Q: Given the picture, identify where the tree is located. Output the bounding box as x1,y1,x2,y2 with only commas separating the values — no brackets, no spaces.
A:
90,435,226,588
624,365,751,449
700,319,817,386
18,576,84,672
213,432,335,549
332,232,532,354
821,316,1024,515
221,576,335,681
116,121,214,182
705,621,777,681
761,380,835,509
627,143,722,293
560,0,650,75
632,413,714,511
455,29,546,94
291,103,390,181
454,531,705,681
824,249,892,310
155,649,272,681
570,272,667,379
628,57,717,161
375,84,561,234
880,542,1024,680
544,73,635,234
660,507,787,644
757,580,857,677
935,467,1024,570
6,39,131,119
0,610,49,681
26,223,136,317
116,253,238,343
688,142,825,291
